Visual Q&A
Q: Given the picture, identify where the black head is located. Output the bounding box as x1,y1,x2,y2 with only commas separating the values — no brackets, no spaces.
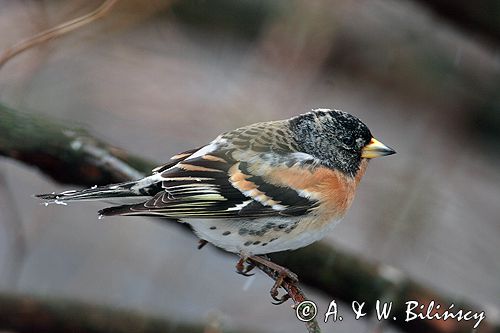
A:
288,109,375,176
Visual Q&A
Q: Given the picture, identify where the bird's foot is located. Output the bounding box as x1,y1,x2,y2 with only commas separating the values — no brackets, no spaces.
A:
235,256,256,276
197,239,208,250
246,255,298,305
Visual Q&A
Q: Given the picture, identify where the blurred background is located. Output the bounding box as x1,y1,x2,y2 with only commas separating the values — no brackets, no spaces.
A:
0,0,499,332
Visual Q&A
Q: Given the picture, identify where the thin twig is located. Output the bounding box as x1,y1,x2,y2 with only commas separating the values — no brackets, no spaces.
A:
0,0,119,70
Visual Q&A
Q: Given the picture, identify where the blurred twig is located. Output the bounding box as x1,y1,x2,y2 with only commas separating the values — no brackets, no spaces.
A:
0,292,250,333
0,0,119,70
0,102,496,333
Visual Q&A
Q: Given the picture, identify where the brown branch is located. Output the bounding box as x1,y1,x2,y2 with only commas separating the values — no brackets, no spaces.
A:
0,0,119,70
0,102,497,333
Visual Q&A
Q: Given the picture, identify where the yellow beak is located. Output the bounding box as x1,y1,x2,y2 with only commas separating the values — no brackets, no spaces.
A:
361,138,396,159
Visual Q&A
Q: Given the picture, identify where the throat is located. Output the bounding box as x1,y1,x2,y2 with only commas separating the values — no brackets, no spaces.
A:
354,159,369,184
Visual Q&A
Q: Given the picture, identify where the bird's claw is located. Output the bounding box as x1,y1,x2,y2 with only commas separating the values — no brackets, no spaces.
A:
236,254,299,304
197,239,208,250
271,293,291,305
270,274,291,305
235,257,256,276
237,270,255,277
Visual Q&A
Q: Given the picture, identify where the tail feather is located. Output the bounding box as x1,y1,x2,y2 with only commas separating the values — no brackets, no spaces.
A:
36,180,158,204
98,204,137,216
98,205,180,223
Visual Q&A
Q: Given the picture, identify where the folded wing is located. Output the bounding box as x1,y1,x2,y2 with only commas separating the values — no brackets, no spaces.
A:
99,149,318,218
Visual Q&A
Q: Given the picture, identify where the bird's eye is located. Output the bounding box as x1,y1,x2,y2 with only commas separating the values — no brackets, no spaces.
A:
341,136,354,146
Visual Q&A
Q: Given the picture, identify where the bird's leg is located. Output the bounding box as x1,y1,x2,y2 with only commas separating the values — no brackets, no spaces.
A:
248,255,298,281
235,255,256,276
197,239,208,250
246,255,298,304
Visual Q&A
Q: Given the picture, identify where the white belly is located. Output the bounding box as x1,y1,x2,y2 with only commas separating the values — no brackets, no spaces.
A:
184,216,341,255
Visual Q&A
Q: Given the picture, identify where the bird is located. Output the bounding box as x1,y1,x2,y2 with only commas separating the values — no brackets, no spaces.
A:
37,108,395,302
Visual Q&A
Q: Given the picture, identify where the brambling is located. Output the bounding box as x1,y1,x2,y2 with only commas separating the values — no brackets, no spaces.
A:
37,108,395,301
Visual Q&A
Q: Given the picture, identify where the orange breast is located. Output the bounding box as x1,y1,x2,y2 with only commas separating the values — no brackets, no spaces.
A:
266,159,368,219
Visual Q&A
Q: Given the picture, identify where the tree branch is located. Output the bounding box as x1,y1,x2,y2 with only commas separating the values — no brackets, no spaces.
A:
0,103,152,186
0,102,496,333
